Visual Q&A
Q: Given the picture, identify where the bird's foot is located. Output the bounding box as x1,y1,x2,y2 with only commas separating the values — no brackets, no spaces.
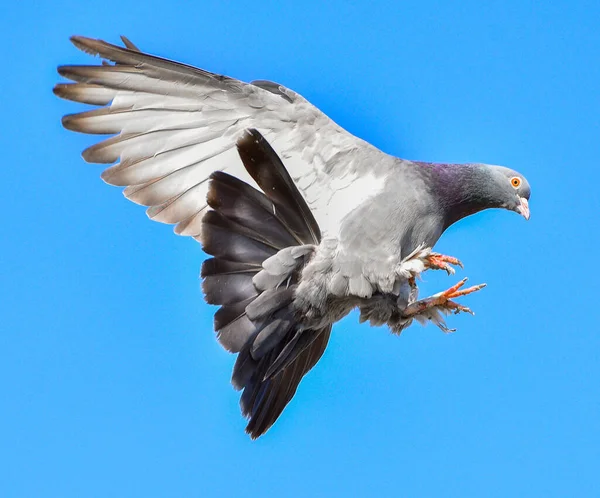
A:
424,252,464,275
401,278,486,333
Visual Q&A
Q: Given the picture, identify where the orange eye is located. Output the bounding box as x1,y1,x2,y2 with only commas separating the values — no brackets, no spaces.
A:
510,177,521,188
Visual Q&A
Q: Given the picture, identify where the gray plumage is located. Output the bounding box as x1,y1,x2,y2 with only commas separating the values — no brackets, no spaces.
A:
55,36,531,438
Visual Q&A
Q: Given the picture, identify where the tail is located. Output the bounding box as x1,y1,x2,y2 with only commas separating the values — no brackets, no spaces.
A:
200,129,331,438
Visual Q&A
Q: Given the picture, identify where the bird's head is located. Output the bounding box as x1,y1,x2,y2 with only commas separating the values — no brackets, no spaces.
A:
436,163,532,229
486,165,531,220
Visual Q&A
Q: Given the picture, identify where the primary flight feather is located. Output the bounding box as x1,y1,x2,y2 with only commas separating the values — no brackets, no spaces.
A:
55,36,531,438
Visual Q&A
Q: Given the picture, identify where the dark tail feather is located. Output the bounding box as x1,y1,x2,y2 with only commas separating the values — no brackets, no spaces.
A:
200,129,329,438
242,325,331,438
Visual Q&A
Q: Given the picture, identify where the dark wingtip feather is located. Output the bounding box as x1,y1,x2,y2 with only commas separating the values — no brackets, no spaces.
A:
56,65,72,78
120,35,140,51
70,35,104,57
52,84,64,97
61,110,112,136
54,82,115,106
236,129,321,244
70,35,126,57
60,113,78,132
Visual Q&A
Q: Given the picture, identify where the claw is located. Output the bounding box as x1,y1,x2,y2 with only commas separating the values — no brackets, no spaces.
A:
425,253,464,275
438,322,457,333
439,254,464,269
445,300,474,315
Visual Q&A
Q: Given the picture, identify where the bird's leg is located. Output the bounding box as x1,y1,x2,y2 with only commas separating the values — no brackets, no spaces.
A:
423,252,464,275
407,276,419,302
401,278,486,332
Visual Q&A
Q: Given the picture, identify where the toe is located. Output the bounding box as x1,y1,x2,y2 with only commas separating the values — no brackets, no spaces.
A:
445,300,474,315
440,278,468,297
448,283,487,299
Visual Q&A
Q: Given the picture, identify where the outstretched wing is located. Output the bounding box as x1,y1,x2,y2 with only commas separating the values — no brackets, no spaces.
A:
54,36,391,238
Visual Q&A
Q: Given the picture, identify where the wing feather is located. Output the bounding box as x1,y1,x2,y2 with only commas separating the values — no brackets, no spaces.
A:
55,36,391,236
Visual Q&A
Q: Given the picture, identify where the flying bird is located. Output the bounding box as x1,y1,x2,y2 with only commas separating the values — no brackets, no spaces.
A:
55,36,531,438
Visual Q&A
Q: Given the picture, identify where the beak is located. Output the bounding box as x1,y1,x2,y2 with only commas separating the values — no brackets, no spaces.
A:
516,197,530,220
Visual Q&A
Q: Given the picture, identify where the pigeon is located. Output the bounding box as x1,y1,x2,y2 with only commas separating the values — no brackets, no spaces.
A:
54,36,531,438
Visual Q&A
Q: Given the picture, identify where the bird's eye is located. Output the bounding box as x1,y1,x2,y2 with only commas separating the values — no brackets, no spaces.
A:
510,177,521,188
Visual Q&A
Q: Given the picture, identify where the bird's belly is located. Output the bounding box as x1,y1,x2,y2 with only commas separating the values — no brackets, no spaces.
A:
399,215,445,258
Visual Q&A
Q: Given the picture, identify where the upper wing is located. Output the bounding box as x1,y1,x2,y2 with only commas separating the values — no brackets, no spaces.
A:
54,36,391,238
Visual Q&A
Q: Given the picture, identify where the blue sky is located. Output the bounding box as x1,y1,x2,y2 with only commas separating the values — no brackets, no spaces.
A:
2,0,600,496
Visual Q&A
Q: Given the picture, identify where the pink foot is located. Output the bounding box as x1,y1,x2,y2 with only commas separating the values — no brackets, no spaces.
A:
402,278,486,332
424,253,464,275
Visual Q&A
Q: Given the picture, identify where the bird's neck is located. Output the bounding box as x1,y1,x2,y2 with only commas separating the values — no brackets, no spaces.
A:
420,163,499,229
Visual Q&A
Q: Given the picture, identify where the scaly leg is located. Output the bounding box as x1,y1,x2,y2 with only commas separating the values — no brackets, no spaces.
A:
401,278,486,332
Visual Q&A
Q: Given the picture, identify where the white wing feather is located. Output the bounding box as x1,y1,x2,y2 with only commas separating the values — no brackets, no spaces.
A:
55,36,390,238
